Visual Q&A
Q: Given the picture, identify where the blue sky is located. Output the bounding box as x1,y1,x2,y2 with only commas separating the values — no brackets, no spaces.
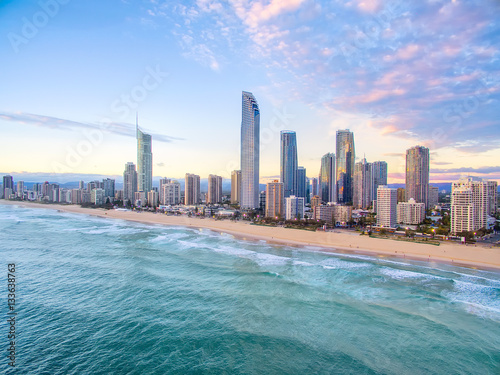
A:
1,0,499,184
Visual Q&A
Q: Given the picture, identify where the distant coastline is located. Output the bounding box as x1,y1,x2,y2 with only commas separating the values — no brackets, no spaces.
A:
2,200,500,271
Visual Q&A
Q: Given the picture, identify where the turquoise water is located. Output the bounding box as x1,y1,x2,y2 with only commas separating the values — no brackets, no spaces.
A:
1,204,499,374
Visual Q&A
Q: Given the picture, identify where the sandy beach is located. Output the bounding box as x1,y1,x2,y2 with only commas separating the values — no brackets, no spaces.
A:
2,200,500,271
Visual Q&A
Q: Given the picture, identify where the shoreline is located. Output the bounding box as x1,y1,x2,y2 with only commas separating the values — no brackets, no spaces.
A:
2,200,500,271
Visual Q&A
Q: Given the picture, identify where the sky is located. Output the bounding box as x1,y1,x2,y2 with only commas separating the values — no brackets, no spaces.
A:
1,0,499,184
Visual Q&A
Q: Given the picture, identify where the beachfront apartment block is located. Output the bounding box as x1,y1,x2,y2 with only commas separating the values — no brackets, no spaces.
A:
397,198,426,225
265,180,284,218
376,186,397,228
451,177,494,234
285,195,304,220
123,162,138,204
313,204,353,226
185,173,201,205
207,175,223,204
162,180,181,205
231,170,241,204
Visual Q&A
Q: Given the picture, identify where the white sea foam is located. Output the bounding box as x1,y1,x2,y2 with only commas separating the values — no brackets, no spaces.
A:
444,280,500,321
379,267,442,281
319,257,371,270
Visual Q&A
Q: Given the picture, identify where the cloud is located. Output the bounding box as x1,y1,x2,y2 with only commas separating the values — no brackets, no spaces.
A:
147,1,500,153
0,112,183,143
430,166,500,174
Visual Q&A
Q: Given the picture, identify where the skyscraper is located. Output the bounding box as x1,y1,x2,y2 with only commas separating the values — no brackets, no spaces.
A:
405,146,430,208
320,153,335,203
231,170,241,204
336,129,355,204
265,180,284,218
311,177,318,197
3,175,13,199
353,158,372,209
240,91,260,209
297,167,307,200
371,161,388,202
123,162,137,204
280,130,298,198
185,173,200,205
137,116,152,194
207,174,223,204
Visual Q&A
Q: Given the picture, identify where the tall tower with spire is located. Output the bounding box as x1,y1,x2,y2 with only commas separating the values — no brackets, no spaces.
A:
136,114,153,193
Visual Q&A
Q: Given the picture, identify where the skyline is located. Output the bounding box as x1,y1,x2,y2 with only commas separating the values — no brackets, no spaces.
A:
1,0,500,183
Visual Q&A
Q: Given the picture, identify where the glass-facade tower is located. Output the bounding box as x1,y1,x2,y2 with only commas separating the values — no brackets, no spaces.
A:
137,119,152,193
280,130,298,198
240,91,260,209
320,153,335,203
336,129,355,204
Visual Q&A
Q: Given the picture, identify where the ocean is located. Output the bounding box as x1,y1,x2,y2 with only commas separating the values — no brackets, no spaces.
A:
1,204,499,374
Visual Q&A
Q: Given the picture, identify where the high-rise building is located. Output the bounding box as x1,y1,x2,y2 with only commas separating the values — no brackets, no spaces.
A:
311,195,322,208
485,180,498,215
102,178,115,198
185,173,200,205
397,188,406,203
371,161,388,202
123,162,138,204
285,195,305,220
79,180,85,190
265,180,284,218
428,185,439,208
311,177,318,197
159,178,169,205
320,153,335,203
280,130,298,198
3,175,13,199
405,145,429,208
71,189,82,204
240,91,260,209
376,186,397,228
207,174,223,204
397,198,426,225
137,117,153,194
162,180,181,205
91,188,105,205
231,170,241,204
16,181,24,198
336,130,355,204
353,158,372,209
259,191,266,212
297,167,307,200
451,177,490,234
147,190,159,208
